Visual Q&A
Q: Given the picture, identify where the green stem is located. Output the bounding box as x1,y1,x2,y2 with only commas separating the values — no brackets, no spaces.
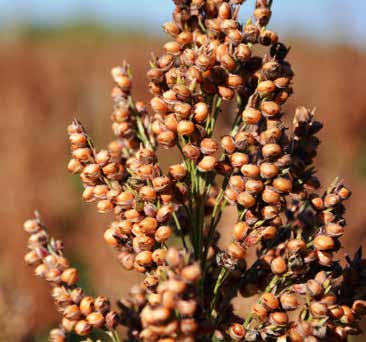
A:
173,211,188,249
210,268,229,317
106,330,120,342
128,96,153,150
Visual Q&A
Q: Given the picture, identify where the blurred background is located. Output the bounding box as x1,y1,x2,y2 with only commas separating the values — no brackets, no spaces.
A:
1,0,366,341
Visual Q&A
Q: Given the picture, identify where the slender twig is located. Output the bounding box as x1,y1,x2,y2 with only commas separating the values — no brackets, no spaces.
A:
173,211,188,249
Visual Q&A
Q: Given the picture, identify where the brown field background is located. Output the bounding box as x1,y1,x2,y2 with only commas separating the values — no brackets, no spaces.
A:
1,27,366,341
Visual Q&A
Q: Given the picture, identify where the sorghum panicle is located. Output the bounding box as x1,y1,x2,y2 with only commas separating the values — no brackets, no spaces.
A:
22,1,366,341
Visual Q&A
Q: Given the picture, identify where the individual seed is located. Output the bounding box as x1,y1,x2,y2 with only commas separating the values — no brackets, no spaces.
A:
242,108,262,124
241,164,260,178
230,152,249,168
61,268,79,286
271,256,287,274
261,293,279,311
228,242,246,259
197,156,217,172
273,177,292,193
314,235,334,251
74,320,92,336
237,191,256,208
155,226,172,243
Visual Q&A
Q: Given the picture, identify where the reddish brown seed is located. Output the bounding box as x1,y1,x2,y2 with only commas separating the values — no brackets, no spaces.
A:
262,144,282,158
177,120,195,136
115,191,134,209
252,303,268,321
274,77,290,88
225,187,239,203
155,226,172,243
218,2,231,20
287,239,306,253
74,320,92,336
262,187,280,204
325,223,344,237
269,311,288,326
324,194,340,208
151,97,169,114
245,179,264,194
228,242,246,259
24,250,40,265
94,296,111,315
352,300,366,315
242,108,262,124
314,235,334,251
182,144,201,161
221,54,237,71
139,217,158,235
273,177,292,193
157,131,176,147
86,312,105,328
233,222,249,241
163,22,180,36
169,164,187,180
261,101,281,117
135,251,153,266
197,156,217,172
174,102,191,119
260,163,279,180
271,256,287,274
63,304,82,321
306,279,323,298
61,268,79,286
315,250,332,266
338,186,351,200
61,317,76,333
200,138,219,155
341,305,355,323
230,152,249,168
229,175,245,192
227,74,244,88
311,196,324,210
221,135,236,154
164,41,181,55
254,7,271,26
236,44,251,62
241,164,260,178
328,305,343,319
67,158,84,174
218,86,235,100
310,302,328,317
176,31,193,46
193,102,209,123
237,191,256,208
257,80,276,95
229,323,246,340
152,249,167,265
139,186,157,202
80,296,94,316
261,293,279,311
280,293,298,311
97,200,114,213
164,114,178,132
23,219,40,234
72,148,92,161
104,227,120,247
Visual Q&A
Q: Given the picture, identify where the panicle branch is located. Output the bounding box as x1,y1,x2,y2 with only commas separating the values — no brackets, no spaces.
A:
23,213,120,341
